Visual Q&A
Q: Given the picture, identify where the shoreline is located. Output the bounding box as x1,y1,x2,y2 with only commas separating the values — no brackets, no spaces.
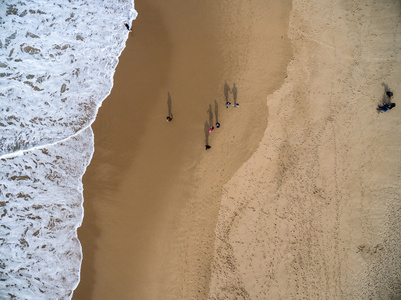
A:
74,0,291,299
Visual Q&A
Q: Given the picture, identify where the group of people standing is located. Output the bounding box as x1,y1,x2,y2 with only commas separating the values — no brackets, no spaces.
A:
165,83,239,151
205,83,239,150
225,102,239,109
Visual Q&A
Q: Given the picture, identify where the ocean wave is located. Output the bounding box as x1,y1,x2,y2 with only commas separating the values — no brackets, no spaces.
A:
0,0,137,298
0,128,93,299
0,0,137,156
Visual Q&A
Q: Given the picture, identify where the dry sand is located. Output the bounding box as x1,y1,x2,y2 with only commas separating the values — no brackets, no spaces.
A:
209,0,401,299
74,0,290,299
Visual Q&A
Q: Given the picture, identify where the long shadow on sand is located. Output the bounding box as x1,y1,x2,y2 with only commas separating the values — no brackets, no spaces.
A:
232,82,238,104
224,81,231,102
214,100,219,125
167,91,173,119
207,103,214,126
381,82,392,104
204,121,210,146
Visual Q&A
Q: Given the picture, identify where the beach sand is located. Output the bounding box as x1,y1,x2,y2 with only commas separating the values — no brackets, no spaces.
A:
74,0,401,299
74,0,290,299
209,0,401,299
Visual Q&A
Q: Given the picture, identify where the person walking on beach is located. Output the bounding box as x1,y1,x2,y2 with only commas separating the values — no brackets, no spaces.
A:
216,122,220,128
205,145,211,150
233,103,239,108
225,102,232,108
167,92,173,122
208,126,215,132
124,23,132,32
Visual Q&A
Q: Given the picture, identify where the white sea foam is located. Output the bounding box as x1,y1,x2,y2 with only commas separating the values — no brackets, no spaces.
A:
0,0,137,298
1,0,137,156
0,128,93,299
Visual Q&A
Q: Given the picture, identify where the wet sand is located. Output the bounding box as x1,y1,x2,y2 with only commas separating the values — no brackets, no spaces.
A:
74,0,291,299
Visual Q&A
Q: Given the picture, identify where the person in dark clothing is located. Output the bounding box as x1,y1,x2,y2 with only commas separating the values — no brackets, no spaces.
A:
377,102,396,112
124,23,132,32
205,145,211,150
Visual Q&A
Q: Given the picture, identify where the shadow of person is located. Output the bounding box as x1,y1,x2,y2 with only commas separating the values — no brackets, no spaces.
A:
381,83,390,104
382,82,390,93
207,104,214,126
214,100,219,124
167,92,173,119
382,82,395,103
224,81,231,102
204,121,210,145
232,83,238,104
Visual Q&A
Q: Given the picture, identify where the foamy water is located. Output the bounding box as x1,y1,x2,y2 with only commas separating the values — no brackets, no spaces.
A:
0,0,137,298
